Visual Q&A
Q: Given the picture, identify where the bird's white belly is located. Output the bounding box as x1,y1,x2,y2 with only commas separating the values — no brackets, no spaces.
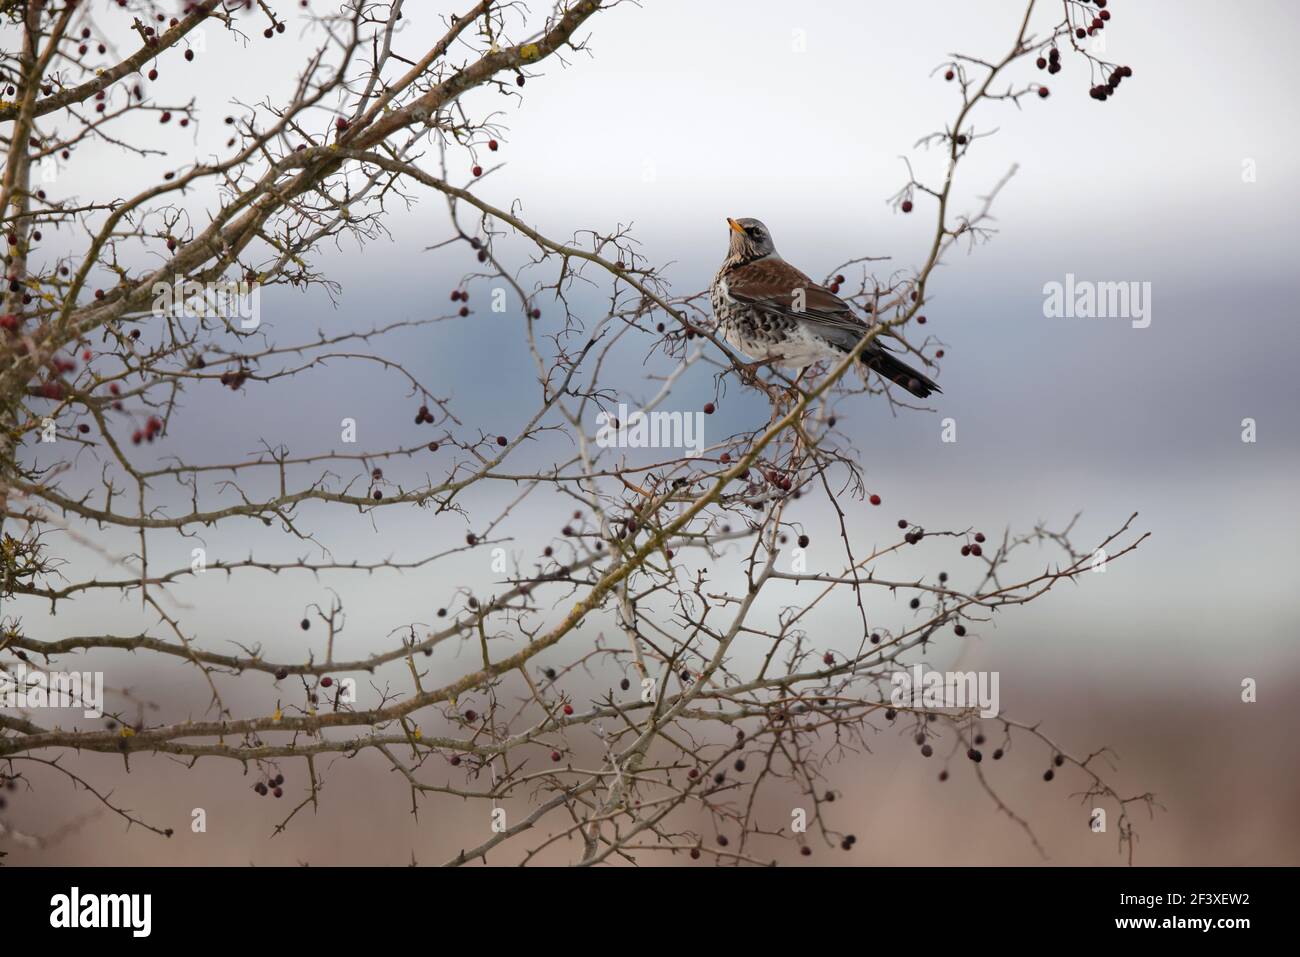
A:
720,307,836,370
764,324,838,369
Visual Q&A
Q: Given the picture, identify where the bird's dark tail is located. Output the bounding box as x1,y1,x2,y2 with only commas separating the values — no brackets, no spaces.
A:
859,348,941,399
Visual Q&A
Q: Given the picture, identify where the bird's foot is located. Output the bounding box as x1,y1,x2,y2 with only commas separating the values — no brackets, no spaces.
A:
734,356,777,388
734,357,791,404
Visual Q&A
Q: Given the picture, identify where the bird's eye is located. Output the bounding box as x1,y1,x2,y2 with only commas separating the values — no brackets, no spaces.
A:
747,228,760,238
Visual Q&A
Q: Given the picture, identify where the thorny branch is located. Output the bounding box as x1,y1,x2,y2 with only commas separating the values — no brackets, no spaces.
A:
0,0,1151,864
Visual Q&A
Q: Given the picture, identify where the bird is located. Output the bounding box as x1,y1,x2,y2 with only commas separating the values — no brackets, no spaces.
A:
710,217,940,399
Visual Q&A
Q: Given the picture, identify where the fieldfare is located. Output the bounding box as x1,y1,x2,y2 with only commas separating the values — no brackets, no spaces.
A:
710,217,940,399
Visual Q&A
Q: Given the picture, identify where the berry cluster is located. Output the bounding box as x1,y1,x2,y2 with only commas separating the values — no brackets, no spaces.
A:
131,415,164,445
1090,64,1133,102
253,772,285,798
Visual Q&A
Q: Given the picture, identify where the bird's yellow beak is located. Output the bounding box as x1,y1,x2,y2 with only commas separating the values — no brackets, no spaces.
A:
727,217,746,235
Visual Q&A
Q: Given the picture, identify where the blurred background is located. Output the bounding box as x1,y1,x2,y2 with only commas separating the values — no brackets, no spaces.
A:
4,0,1298,865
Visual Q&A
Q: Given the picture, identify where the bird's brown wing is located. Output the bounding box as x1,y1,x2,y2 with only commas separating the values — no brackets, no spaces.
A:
724,258,865,331
726,258,938,396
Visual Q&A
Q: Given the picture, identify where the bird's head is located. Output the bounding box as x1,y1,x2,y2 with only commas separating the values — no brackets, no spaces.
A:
726,217,776,261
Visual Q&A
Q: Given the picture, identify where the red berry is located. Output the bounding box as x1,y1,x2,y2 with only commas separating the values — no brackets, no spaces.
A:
472,165,483,177
488,139,499,151
320,676,333,688
562,703,574,716
550,750,561,762
464,709,477,722
900,200,913,213
1037,86,1050,99
702,402,715,415
869,494,881,506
